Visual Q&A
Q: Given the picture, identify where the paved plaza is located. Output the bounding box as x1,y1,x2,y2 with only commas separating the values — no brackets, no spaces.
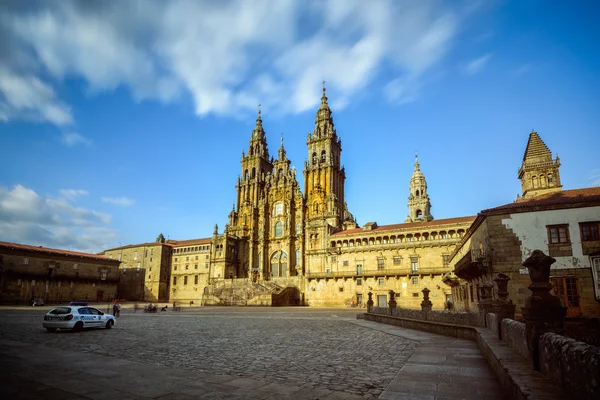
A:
0,307,504,399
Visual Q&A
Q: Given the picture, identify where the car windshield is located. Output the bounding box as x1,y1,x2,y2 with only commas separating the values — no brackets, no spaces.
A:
49,307,71,315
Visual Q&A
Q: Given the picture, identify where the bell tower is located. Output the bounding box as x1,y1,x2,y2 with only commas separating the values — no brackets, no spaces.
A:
303,85,349,229
230,107,273,239
405,156,433,223
518,130,562,198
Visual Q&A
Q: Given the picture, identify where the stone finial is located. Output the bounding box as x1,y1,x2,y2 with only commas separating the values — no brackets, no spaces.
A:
494,273,511,303
367,291,374,312
388,290,397,315
421,287,432,311
156,233,165,243
521,249,566,371
213,224,219,236
523,250,555,287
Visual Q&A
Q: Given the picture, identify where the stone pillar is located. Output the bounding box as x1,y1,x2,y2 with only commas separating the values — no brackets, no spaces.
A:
367,291,374,313
477,283,494,327
521,250,566,370
388,290,396,315
421,287,432,317
491,273,516,339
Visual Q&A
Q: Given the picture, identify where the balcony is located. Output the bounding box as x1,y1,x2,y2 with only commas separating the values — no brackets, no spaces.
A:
306,266,450,279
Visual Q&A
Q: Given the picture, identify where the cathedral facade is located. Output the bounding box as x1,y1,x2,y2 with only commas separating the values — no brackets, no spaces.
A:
103,88,474,309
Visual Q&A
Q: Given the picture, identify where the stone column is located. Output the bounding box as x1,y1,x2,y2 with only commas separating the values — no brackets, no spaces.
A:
367,291,374,313
521,250,566,370
477,283,493,327
491,273,516,339
421,287,432,319
388,290,396,315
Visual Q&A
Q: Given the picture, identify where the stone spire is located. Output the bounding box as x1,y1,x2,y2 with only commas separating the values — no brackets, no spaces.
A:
406,155,433,223
252,106,265,140
518,130,562,198
313,82,336,139
278,135,287,161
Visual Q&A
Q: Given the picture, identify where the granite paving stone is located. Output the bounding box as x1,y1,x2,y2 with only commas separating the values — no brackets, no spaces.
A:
0,307,505,399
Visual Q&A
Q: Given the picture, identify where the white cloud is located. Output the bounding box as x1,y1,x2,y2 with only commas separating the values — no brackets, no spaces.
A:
512,63,531,76
0,0,479,122
0,185,117,253
463,53,492,75
589,169,600,187
60,132,92,147
101,197,135,207
0,66,73,125
59,189,89,200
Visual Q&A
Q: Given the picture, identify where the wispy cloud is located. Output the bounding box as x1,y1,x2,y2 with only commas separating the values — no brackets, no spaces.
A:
60,132,92,147
0,184,117,253
59,189,89,200
511,63,532,77
463,53,492,75
0,0,483,122
589,169,600,186
0,67,73,125
101,196,135,207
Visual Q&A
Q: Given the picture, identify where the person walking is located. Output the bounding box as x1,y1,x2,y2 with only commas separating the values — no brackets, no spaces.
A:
112,301,118,317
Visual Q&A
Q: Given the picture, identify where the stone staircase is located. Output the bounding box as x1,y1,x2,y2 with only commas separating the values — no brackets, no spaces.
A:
207,279,286,306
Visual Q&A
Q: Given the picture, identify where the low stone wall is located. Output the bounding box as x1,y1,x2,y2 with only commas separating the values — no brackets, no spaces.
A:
426,310,480,326
539,332,600,400
364,313,478,341
501,319,529,361
486,313,499,335
370,307,481,326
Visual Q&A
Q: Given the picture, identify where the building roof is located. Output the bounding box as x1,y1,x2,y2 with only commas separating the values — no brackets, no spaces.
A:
522,131,553,164
0,241,120,263
168,238,211,247
103,241,169,252
481,187,600,215
331,216,476,236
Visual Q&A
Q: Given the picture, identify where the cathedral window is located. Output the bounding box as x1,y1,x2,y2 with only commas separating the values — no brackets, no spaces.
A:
393,257,401,265
548,174,553,184
184,276,188,285
343,260,349,266
173,277,177,285
244,170,249,180
296,250,300,264
194,275,198,285
377,258,384,270
321,150,326,163
252,168,256,179
275,221,283,237
416,190,420,197
532,176,539,188
378,278,385,286
296,223,301,235
274,203,283,216
312,152,317,165
270,251,288,277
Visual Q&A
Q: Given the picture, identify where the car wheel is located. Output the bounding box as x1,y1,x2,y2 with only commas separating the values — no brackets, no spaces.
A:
105,320,114,329
72,321,84,332
46,328,57,333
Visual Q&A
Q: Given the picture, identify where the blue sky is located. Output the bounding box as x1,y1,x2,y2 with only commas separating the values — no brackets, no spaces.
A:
1,0,599,253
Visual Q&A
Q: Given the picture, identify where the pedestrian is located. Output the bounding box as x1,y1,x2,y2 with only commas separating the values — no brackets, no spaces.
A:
116,302,121,317
112,301,118,317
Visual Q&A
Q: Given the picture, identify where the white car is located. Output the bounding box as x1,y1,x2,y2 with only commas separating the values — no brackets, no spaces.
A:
43,305,116,332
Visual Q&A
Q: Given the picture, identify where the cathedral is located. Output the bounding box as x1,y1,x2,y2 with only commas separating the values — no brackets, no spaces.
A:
103,87,475,308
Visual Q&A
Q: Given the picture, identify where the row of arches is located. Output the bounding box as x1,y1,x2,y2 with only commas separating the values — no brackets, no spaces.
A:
330,229,465,248
531,173,554,189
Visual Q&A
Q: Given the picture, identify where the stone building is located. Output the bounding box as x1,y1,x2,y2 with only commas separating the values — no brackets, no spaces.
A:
101,234,172,302
449,132,600,318
106,87,474,308
0,241,120,304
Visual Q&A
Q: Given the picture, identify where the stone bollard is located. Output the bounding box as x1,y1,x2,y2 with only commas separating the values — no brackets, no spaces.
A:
388,290,396,316
421,287,432,319
521,250,566,370
367,291,374,313
477,283,494,327
491,273,516,339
